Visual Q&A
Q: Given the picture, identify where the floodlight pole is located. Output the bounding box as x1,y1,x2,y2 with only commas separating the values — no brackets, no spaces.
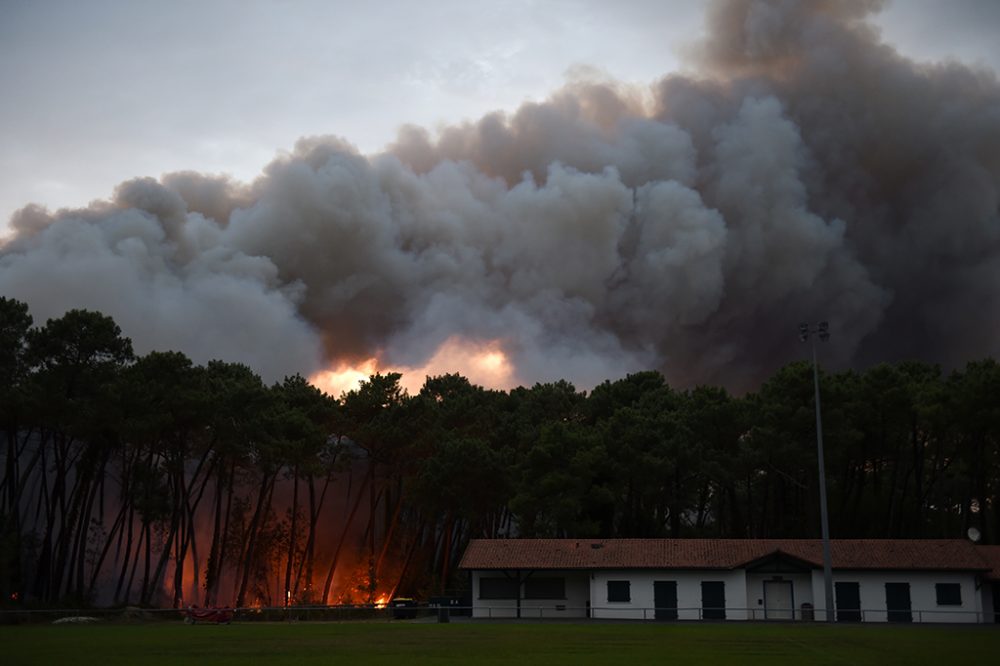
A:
800,322,835,623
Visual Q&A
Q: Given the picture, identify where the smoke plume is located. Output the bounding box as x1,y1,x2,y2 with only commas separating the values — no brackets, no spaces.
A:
2,0,998,391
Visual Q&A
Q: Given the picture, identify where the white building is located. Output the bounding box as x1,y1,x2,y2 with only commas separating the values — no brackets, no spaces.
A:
459,539,999,623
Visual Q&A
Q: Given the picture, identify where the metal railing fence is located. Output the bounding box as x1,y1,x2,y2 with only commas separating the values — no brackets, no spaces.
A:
0,603,464,625
471,604,995,624
1,603,994,625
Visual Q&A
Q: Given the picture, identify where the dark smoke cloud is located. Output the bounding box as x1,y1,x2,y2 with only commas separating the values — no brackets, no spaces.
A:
2,0,998,390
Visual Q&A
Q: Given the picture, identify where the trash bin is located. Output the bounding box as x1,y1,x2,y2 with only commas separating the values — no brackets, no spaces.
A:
801,603,814,621
429,596,459,623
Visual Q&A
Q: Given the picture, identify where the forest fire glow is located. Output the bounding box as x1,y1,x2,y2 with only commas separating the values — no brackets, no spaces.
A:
311,358,382,397
310,336,517,396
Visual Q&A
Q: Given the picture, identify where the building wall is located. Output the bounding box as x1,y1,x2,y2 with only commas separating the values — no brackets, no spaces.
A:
810,570,983,623
745,573,814,620
980,581,996,623
470,570,590,619
470,568,986,623
589,569,749,620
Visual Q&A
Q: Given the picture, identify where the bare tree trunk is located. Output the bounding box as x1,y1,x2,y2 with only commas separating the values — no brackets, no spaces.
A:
88,498,128,598
205,459,237,606
235,472,275,608
283,467,299,606
120,520,146,606
113,503,135,604
203,463,227,606
72,460,107,599
171,449,213,608
375,490,404,581
321,472,370,605
143,467,182,606
388,523,424,601
439,511,454,594
367,462,377,603
139,520,154,605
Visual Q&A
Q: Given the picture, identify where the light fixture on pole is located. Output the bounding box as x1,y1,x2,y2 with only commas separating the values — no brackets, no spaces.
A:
800,321,834,622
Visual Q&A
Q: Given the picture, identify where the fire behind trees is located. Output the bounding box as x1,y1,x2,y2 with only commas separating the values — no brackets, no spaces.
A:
1,296,998,608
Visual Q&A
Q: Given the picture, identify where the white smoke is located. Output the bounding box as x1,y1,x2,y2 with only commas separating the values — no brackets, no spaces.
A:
2,0,998,390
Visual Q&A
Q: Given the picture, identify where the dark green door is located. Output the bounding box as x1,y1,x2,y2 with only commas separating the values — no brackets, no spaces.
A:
885,583,912,622
701,581,726,620
654,581,678,620
835,582,862,622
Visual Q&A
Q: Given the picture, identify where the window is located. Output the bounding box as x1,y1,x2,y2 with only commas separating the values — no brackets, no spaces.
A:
607,580,631,603
935,583,962,606
524,577,566,599
479,577,518,600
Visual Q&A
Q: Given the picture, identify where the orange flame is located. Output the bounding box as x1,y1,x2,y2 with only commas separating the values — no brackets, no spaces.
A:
311,358,381,397
310,336,517,396
406,336,515,392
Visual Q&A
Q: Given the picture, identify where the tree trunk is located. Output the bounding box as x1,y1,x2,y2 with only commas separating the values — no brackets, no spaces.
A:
321,472,370,605
439,512,454,594
235,472,275,608
283,466,299,606
88,498,128,598
375,490,404,582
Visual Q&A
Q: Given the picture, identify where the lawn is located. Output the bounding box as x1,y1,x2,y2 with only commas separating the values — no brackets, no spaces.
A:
2,620,998,665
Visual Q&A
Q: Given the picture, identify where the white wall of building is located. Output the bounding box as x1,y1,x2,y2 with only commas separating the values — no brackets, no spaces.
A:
589,570,749,620
810,570,983,623
470,568,986,623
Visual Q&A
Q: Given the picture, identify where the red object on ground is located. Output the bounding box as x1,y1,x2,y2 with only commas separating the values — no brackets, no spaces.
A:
183,606,234,624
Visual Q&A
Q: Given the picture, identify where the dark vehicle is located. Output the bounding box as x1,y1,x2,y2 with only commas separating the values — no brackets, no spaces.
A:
391,597,419,619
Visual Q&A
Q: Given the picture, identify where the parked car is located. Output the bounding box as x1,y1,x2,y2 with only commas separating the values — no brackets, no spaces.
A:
390,597,419,619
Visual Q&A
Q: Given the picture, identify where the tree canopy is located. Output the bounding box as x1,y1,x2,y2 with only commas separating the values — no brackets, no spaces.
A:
1,298,997,608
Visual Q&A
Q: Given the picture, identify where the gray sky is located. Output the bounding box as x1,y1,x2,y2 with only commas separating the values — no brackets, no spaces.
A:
1,0,998,236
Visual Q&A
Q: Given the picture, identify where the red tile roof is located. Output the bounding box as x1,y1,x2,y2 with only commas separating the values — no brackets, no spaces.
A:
459,539,991,572
978,545,1000,581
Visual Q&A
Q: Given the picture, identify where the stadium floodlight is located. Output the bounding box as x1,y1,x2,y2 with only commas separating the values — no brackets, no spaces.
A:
799,322,834,623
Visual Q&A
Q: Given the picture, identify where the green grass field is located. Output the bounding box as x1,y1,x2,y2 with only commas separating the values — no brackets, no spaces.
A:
2,621,998,665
